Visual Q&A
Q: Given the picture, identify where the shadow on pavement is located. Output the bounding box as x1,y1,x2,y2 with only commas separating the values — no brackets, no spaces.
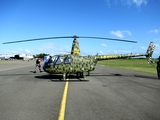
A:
35,74,89,82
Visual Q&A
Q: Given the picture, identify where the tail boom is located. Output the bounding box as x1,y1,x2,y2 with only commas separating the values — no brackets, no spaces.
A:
97,42,155,62
97,53,147,61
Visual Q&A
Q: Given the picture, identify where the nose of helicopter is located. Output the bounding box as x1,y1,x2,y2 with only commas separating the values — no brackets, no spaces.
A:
43,57,54,71
43,62,52,67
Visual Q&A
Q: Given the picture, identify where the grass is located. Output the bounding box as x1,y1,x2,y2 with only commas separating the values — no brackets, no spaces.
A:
98,58,157,75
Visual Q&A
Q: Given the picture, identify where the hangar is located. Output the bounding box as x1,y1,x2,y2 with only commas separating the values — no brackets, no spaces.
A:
0,54,33,60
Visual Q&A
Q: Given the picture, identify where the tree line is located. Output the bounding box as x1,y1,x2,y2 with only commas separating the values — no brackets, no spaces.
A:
33,53,50,58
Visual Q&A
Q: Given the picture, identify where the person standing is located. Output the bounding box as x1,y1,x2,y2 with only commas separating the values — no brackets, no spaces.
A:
157,56,160,79
33,58,42,73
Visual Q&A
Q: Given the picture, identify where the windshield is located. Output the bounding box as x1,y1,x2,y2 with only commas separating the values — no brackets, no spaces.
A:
44,55,72,65
64,56,72,64
52,55,58,63
44,55,58,64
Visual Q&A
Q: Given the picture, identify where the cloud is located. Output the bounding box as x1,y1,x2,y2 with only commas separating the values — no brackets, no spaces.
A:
4,50,18,54
35,42,72,55
25,49,31,53
110,30,132,38
154,38,160,41
41,43,54,49
37,43,55,53
104,0,148,7
101,44,107,48
154,44,160,54
99,51,104,54
11,50,17,54
114,50,118,54
148,29,159,34
141,46,147,51
117,50,131,53
18,48,23,51
3,48,32,55
133,0,148,7
111,31,124,38
104,0,111,7
123,30,132,35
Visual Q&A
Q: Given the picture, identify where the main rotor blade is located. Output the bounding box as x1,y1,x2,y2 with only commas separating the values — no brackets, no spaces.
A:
2,36,75,44
78,36,137,43
3,35,137,44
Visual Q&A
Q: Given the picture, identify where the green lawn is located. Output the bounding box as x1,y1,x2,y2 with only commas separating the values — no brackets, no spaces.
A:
98,58,157,75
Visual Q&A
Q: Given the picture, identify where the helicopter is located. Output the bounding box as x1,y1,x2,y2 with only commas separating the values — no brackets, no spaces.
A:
3,35,155,80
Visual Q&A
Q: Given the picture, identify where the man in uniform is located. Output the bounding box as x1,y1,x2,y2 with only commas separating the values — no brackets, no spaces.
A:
157,56,160,79
33,58,42,73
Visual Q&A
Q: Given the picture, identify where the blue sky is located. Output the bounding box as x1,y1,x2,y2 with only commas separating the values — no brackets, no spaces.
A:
0,0,160,58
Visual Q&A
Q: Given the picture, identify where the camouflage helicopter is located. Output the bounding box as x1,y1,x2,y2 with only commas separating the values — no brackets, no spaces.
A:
3,35,155,80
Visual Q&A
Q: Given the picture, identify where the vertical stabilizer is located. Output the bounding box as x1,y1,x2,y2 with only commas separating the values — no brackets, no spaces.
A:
146,42,156,63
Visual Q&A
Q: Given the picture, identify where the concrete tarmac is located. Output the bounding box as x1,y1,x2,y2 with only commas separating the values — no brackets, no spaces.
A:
0,60,160,120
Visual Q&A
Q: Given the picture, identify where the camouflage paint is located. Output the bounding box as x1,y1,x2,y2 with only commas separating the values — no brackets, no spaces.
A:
43,40,155,75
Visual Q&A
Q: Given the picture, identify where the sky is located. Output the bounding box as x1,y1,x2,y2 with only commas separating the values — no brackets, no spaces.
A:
0,0,160,58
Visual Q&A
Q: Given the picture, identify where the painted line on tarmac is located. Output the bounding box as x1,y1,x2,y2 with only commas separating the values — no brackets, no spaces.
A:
58,79,69,120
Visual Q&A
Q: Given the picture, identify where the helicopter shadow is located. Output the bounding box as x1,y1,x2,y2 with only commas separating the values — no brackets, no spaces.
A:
35,74,89,82
90,73,122,77
30,70,45,73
